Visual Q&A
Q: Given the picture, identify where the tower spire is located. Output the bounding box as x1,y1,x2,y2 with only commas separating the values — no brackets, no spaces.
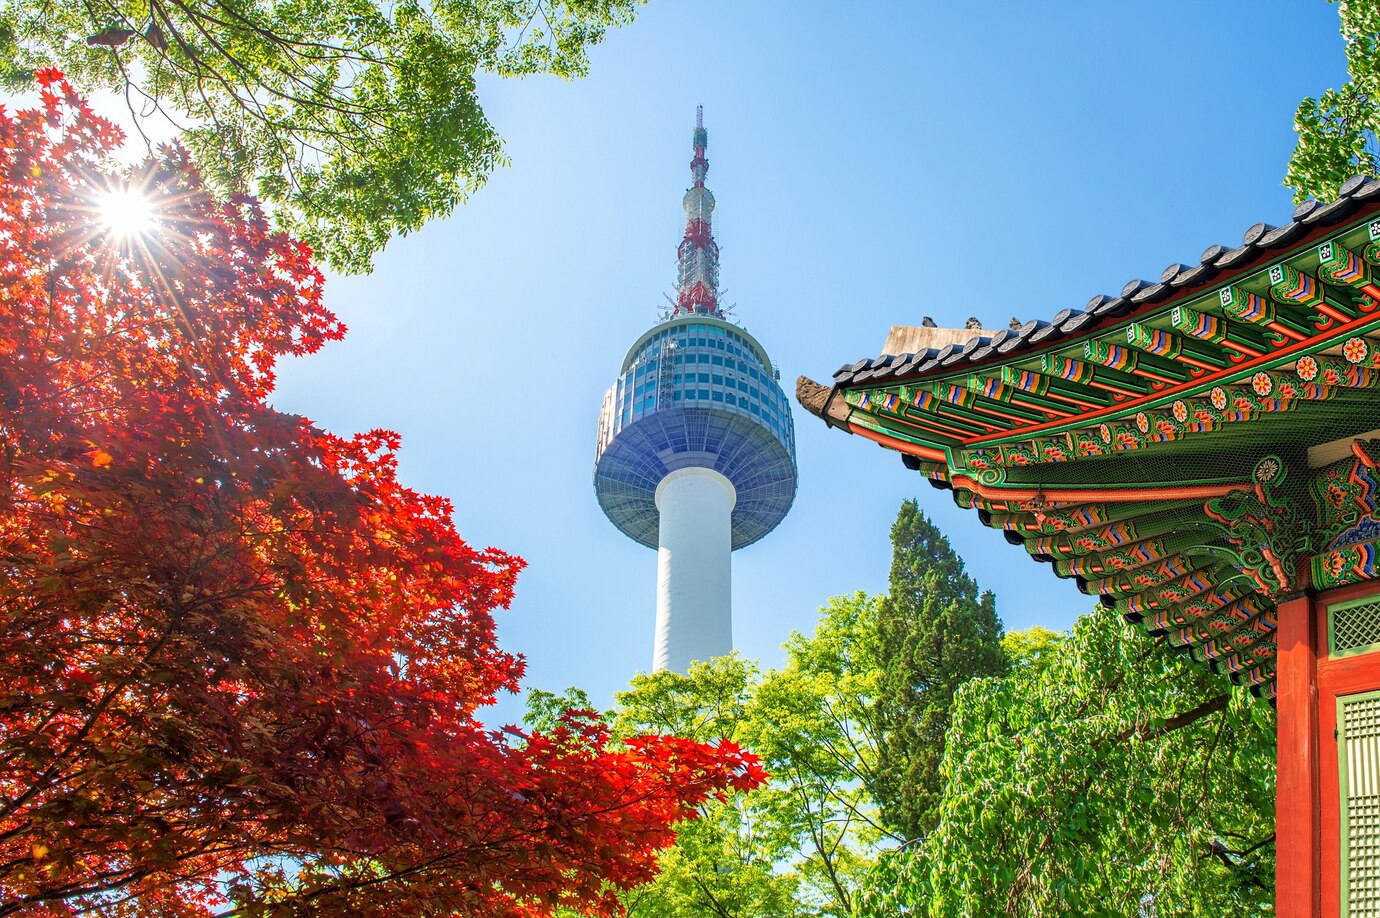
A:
674,106,721,318
594,115,798,673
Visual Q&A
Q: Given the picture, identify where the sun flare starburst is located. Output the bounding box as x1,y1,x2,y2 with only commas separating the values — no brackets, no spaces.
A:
97,187,156,238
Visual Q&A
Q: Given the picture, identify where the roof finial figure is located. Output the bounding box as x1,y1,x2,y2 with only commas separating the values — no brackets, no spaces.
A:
674,107,721,318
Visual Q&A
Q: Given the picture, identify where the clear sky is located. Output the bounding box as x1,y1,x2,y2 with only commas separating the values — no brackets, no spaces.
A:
256,0,1350,722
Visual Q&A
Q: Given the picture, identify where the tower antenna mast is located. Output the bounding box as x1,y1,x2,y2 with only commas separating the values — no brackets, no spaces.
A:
674,103,721,319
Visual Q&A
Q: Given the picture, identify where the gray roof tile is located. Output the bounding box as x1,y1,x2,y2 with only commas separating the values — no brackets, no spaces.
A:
1308,196,1360,225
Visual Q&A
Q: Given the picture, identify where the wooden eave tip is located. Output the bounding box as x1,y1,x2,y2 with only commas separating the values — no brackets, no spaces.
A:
795,375,831,418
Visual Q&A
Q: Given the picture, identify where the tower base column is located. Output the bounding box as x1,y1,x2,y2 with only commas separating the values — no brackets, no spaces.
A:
652,467,736,673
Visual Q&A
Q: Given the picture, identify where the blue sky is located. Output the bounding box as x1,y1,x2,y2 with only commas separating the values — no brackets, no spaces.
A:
261,0,1348,721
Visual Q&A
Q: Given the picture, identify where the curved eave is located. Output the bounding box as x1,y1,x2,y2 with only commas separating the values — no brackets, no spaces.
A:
795,185,1380,704
799,199,1380,474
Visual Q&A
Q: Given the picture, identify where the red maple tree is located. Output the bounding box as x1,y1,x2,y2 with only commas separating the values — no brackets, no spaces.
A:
0,73,764,916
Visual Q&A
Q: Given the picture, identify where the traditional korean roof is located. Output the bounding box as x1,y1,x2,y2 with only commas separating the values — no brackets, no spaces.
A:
797,181,1380,701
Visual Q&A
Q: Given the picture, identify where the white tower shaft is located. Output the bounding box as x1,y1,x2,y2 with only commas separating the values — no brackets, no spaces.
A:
652,467,736,672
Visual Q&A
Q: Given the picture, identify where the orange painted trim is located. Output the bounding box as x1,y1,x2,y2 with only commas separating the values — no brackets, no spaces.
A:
946,475,1246,504
967,402,1034,426
880,409,984,442
1315,301,1352,324
1009,394,1074,418
1178,352,1220,372
1223,340,1266,359
838,397,984,441
1088,378,1144,398
1277,592,1322,918
863,402,996,439
1135,366,1183,386
1272,321,1309,343
1316,578,1380,607
844,422,948,463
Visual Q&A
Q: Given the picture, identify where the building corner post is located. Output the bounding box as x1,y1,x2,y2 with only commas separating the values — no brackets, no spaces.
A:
1276,587,1321,918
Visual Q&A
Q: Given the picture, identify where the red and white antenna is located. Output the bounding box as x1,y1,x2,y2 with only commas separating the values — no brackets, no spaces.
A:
673,107,721,318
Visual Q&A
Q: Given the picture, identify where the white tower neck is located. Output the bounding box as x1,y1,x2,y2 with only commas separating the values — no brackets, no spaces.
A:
652,467,736,673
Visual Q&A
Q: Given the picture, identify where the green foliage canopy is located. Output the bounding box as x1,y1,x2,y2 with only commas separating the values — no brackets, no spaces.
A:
745,594,896,914
1001,625,1066,674
538,504,1016,915
532,594,899,917
599,657,805,918
0,0,643,272
525,505,1274,917
870,500,1008,841
861,606,1276,918
1287,0,1380,202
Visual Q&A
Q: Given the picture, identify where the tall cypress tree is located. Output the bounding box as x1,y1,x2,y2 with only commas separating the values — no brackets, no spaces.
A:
870,500,1008,840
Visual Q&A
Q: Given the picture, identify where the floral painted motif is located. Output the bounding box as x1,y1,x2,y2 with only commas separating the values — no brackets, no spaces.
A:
1075,535,1108,553
1172,400,1188,422
1135,412,1149,433
1075,433,1106,457
1314,543,1378,590
1210,386,1228,410
1003,443,1036,467
1344,336,1371,365
1251,372,1272,396
1297,354,1319,381
964,452,994,472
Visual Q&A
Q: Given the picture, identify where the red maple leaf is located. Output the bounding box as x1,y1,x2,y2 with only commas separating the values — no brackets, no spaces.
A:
0,73,763,916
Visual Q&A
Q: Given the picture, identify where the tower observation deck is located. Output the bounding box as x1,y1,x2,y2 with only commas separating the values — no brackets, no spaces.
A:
594,109,798,673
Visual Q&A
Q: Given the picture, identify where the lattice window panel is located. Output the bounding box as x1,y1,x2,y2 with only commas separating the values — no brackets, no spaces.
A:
1342,692,1380,916
1332,600,1380,658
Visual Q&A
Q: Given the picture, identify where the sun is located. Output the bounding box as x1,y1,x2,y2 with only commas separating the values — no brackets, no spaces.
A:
97,187,156,238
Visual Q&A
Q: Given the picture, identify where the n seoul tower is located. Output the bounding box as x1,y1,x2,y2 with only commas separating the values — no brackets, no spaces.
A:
594,109,798,673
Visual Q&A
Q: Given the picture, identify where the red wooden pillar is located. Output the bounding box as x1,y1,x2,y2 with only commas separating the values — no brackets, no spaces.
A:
1277,590,1321,918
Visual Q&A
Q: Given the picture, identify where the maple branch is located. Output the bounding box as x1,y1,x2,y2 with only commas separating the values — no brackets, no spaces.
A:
0,607,184,820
